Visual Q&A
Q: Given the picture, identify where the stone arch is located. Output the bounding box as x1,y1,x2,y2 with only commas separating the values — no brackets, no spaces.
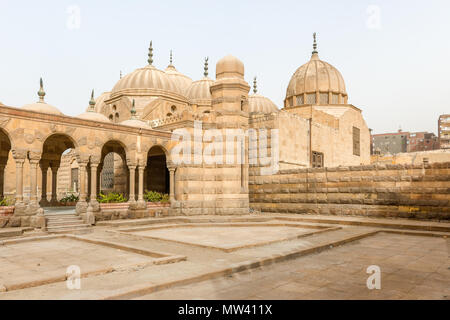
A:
146,145,170,194
0,128,12,199
99,140,129,196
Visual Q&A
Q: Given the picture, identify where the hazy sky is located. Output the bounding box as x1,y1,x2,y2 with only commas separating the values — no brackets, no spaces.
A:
0,0,449,134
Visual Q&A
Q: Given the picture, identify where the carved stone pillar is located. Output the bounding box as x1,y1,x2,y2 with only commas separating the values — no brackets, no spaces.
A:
128,165,136,204
29,159,39,205
39,161,49,206
168,166,176,204
0,163,5,198
88,161,100,212
76,161,88,215
50,165,59,205
12,149,27,214
137,165,146,208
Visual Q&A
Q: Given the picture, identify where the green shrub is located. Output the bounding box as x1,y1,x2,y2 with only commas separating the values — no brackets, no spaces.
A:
97,192,127,203
144,190,169,203
60,193,79,203
0,197,13,206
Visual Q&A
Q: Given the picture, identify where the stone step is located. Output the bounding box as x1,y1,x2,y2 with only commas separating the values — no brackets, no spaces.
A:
46,215,81,221
46,223,90,231
47,220,83,226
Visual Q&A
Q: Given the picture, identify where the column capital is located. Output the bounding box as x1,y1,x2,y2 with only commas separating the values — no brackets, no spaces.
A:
28,150,42,162
90,154,101,165
12,149,27,161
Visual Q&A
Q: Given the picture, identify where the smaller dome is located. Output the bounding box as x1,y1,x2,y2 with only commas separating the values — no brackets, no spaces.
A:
77,90,110,122
216,54,244,79
92,91,111,113
248,94,279,114
77,111,110,123
23,102,63,115
23,78,63,115
120,119,151,129
119,99,151,129
185,77,214,104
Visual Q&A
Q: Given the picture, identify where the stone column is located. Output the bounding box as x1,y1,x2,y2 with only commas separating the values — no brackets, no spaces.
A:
39,162,49,206
76,161,88,214
0,164,5,198
12,150,27,214
85,161,99,225
168,166,176,204
15,159,25,203
50,165,59,205
137,165,146,208
28,151,42,215
128,165,136,204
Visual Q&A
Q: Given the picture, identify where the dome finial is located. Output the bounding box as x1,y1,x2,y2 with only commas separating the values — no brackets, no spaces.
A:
169,50,173,66
253,76,257,94
120,70,122,79
148,41,153,65
130,99,137,119
312,32,318,55
88,89,95,111
38,77,46,102
204,57,209,77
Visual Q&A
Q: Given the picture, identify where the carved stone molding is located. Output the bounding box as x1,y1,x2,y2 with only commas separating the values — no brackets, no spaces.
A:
0,116,11,127
11,148,27,160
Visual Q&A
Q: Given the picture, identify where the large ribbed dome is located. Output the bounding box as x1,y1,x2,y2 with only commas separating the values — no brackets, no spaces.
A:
111,65,183,97
165,64,192,94
285,35,347,107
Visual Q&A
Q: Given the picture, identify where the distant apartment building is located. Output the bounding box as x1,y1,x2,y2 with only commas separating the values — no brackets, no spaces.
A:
371,131,409,155
372,130,439,155
408,132,439,152
438,114,450,149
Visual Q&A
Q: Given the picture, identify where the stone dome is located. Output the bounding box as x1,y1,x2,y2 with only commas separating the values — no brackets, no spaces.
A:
165,64,192,94
111,65,183,97
77,91,110,122
92,91,111,113
23,78,63,115
216,54,244,79
77,111,110,123
119,99,151,129
185,77,214,104
23,101,63,115
248,78,278,114
248,94,279,114
120,118,152,129
285,35,347,107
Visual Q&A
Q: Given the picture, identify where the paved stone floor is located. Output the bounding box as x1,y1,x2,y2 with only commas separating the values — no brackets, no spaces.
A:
0,237,157,289
135,233,450,300
0,215,448,300
126,224,324,251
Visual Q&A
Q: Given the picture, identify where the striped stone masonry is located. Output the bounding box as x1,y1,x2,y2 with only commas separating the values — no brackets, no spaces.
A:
249,162,450,220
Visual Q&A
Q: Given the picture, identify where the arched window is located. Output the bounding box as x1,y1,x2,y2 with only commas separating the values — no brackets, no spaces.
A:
171,105,177,113
166,112,172,117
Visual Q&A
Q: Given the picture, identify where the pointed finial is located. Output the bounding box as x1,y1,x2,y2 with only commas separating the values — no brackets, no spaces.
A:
120,70,122,79
169,50,173,66
88,89,95,111
131,99,137,118
312,32,318,55
38,77,45,102
148,41,153,65
253,76,257,94
203,57,209,77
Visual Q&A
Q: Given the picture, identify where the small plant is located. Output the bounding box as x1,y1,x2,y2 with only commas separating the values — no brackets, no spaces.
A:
0,197,13,206
97,192,127,203
144,190,169,203
60,193,79,204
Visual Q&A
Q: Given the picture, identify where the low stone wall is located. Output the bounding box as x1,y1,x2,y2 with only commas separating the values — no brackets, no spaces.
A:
94,203,170,221
249,162,450,220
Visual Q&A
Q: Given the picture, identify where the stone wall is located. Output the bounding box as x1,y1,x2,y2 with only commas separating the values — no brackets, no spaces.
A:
249,162,450,220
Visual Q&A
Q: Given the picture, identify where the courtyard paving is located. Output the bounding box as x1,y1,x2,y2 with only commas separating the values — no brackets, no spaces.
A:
0,214,448,300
